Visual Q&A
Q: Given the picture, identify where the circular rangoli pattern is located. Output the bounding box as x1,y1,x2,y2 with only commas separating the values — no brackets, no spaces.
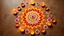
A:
20,8,44,27
12,2,57,35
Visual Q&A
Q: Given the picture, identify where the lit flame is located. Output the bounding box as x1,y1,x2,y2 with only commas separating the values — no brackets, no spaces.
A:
19,27,25,32
30,0,35,4
41,29,45,33
30,30,34,35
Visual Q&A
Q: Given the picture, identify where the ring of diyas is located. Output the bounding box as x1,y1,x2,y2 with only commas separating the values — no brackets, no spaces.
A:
12,2,57,35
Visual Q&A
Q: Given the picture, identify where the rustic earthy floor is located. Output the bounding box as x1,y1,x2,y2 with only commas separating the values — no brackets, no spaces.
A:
0,0,64,36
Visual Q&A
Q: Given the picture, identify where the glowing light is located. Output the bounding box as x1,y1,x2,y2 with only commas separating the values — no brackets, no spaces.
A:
31,1,35,4
20,27,25,32
30,30,34,35
52,19,56,23
41,29,45,33
46,22,52,26
15,24,19,26
41,2,45,6
45,7,49,11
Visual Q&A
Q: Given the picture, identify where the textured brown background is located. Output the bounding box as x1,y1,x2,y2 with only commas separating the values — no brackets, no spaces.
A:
0,0,64,36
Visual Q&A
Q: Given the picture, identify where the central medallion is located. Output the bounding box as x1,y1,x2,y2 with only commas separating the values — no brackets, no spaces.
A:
26,11,40,24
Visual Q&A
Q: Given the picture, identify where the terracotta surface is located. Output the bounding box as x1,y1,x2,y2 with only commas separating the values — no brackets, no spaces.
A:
0,0,64,36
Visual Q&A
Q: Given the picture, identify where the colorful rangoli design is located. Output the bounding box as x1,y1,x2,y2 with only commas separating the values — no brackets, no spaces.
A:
12,1,57,35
